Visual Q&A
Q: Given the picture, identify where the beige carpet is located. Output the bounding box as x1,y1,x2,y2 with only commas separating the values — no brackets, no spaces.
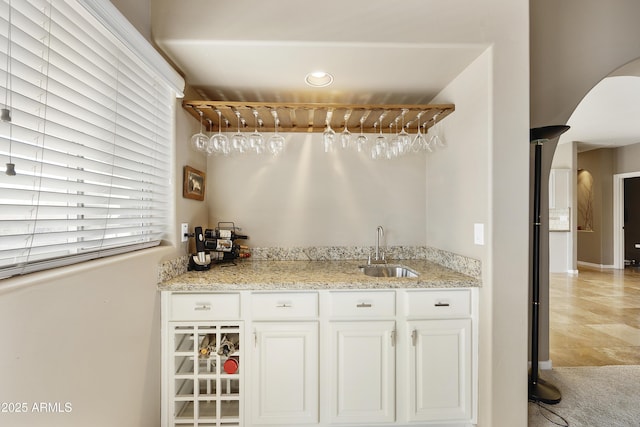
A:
528,365,640,426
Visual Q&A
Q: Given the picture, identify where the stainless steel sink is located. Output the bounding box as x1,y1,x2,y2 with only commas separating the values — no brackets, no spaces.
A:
360,264,419,278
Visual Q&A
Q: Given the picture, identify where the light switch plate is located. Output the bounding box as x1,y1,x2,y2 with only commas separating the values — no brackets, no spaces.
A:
474,223,484,245
181,223,189,242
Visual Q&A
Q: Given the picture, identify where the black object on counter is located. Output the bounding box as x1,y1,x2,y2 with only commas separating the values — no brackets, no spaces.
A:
188,226,211,271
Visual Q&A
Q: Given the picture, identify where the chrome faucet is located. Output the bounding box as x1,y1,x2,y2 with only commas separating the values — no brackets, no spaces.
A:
369,225,386,264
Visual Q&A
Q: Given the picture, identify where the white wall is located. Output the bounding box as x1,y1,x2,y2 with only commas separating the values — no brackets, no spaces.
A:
531,0,640,127
207,136,427,248
427,49,496,426
0,249,166,427
427,52,490,261
110,0,151,41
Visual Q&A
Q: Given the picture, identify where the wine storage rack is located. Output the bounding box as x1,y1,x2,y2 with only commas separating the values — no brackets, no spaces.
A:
170,323,242,427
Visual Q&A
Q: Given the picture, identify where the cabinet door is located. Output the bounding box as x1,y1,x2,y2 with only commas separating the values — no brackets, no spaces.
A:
252,322,318,425
408,319,472,422
329,321,395,424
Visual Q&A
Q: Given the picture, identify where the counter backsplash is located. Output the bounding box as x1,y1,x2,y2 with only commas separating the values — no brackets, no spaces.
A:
157,246,481,284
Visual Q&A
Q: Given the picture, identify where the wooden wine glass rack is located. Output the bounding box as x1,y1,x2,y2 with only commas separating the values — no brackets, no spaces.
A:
182,100,455,134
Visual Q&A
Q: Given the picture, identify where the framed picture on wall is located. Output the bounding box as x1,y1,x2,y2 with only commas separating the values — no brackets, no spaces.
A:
183,166,205,201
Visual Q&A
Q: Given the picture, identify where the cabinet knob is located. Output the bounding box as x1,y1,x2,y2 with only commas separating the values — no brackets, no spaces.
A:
194,304,211,311
435,302,450,307
356,302,372,308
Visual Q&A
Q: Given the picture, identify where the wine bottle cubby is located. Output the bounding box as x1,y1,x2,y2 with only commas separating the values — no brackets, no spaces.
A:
169,323,242,426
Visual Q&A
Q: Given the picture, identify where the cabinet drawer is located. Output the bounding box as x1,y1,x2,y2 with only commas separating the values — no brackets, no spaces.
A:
251,292,318,319
406,290,471,317
329,291,395,318
170,293,240,321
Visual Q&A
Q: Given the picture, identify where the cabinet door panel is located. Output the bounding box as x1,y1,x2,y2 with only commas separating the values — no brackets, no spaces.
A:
252,322,318,425
409,319,472,422
330,321,395,424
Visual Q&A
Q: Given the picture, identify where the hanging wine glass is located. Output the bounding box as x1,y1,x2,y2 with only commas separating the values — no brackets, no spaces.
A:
372,121,387,160
231,110,248,154
340,111,351,149
204,119,217,155
190,110,208,152
411,112,428,153
249,109,265,154
268,110,285,156
422,122,433,152
397,109,411,153
323,110,336,153
221,118,231,155
387,122,399,159
429,113,445,148
354,115,368,153
208,110,229,155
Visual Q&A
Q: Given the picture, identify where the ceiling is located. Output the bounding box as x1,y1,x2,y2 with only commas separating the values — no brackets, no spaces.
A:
151,0,491,106
151,1,640,150
559,60,640,152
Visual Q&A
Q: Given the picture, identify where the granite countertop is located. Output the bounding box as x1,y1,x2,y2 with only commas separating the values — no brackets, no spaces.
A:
158,259,481,292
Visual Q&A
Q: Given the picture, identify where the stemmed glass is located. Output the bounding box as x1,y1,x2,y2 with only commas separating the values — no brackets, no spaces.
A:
340,112,351,149
354,115,368,153
208,110,229,155
190,110,208,152
268,110,285,156
411,112,429,153
231,111,249,154
248,110,265,154
371,121,387,160
323,110,336,152
204,119,216,155
387,122,399,159
429,113,445,148
397,109,411,153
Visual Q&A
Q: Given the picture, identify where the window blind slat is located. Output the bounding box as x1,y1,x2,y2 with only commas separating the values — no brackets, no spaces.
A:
0,204,166,219
0,0,177,279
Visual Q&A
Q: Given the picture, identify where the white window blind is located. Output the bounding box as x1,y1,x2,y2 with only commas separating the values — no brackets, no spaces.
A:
0,0,180,279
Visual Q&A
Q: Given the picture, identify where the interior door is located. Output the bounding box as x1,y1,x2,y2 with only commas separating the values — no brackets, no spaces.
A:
624,177,640,265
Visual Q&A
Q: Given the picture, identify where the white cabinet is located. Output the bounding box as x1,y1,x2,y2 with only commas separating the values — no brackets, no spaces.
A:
162,288,477,427
404,288,475,424
327,291,396,424
329,320,396,424
250,293,320,425
251,322,319,425
408,319,472,422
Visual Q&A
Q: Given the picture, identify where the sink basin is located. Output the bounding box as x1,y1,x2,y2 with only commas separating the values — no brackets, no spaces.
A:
360,264,419,278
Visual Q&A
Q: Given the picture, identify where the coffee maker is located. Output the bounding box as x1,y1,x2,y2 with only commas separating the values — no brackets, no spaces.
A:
188,226,211,271
188,222,249,271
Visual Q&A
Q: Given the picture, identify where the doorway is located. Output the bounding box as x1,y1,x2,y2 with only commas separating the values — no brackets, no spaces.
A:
624,177,640,266
614,172,640,269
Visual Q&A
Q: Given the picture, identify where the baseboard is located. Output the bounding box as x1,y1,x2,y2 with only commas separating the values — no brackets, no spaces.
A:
567,269,579,275
577,261,616,270
528,360,553,370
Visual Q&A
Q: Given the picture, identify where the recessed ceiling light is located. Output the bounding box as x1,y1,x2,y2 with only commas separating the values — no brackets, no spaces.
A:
305,71,334,87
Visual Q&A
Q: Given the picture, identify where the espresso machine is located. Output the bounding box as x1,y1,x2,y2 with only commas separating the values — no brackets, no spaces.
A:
188,222,249,271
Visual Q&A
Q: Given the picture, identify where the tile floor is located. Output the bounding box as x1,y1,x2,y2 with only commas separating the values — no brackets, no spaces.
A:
549,266,640,366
